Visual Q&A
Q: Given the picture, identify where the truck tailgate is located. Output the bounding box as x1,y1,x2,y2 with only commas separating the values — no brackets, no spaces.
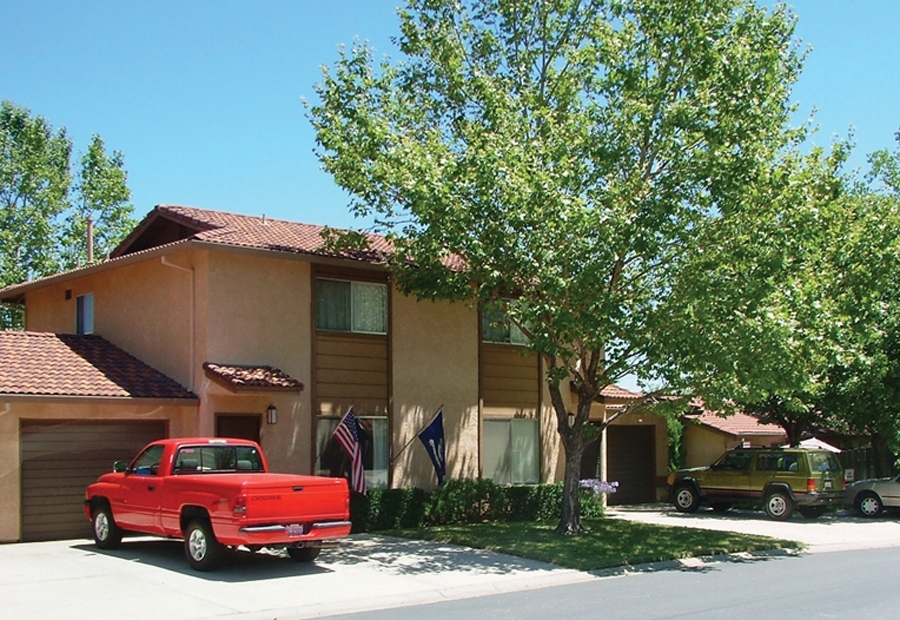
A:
242,474,349,523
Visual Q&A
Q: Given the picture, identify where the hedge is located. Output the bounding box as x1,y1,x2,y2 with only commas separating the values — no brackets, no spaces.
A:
349,479,606,532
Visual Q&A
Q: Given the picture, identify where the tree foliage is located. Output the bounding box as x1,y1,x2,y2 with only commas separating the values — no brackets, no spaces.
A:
0,101,135,328
309,0,826,533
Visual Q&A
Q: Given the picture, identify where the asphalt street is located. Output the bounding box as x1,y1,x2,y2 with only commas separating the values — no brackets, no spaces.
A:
2,505,899,620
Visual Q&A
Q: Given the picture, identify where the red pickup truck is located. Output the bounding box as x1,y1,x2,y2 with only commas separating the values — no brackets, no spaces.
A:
84,437,351,570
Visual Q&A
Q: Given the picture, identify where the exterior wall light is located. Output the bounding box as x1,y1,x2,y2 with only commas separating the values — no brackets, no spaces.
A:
567,411,576,427
267,405,277,425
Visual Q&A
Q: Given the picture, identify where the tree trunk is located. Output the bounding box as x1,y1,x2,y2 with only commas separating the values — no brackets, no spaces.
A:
549,382,596,535
555,431,586,535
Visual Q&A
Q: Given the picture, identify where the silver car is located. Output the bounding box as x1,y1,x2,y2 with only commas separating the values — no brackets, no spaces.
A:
845,474,900,517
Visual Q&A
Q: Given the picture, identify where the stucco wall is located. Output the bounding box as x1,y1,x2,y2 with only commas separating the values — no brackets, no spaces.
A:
197,251,314,466
0,398,196,543
390,291,479,489
24,251,195,389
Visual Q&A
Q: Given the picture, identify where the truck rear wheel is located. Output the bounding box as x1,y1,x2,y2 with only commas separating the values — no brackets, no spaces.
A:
287,546,321,563
764,490,794,521
185,519,223,571
92,505,123,550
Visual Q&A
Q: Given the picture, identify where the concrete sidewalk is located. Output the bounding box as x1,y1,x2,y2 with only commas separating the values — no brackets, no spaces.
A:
0,534,595,620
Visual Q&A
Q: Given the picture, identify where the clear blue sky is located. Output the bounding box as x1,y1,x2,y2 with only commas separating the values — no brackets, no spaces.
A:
2,0,899,229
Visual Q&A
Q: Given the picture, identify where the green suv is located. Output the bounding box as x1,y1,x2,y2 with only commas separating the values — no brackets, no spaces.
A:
667,447,846,520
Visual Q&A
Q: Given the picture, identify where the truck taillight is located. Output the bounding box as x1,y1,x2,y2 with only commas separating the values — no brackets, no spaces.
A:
807,478,816,493
233,495,247,517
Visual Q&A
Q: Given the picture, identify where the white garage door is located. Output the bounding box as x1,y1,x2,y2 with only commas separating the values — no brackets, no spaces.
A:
20,421,167,542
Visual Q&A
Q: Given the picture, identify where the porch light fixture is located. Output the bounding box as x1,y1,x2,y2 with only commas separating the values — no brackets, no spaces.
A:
567,411,576,427
267,405,277,425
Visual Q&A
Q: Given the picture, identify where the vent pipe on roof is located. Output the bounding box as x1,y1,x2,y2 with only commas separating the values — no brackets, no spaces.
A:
87,216,94,264
262,213,268,225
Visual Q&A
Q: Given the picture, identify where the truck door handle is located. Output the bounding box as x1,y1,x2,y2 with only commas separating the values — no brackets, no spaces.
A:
293,486,304,492
147,484,155,491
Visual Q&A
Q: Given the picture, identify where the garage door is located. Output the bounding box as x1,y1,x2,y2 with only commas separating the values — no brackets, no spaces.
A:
607,425,655,505
21,421,167,542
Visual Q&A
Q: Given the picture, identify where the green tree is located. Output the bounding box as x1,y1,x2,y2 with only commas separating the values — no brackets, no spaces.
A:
0,101,135,328
821,136,900,475
310,0,815,533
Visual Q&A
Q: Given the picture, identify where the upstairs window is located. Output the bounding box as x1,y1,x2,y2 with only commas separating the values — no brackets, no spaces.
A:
76,293,94,335
316,278,387,334
482,305,528,345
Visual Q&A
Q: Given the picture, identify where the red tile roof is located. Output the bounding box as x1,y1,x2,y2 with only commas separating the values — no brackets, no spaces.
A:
687,409,786,438
203,363,304,392
115,204,395,263
599,384,643,401
0,331,196,399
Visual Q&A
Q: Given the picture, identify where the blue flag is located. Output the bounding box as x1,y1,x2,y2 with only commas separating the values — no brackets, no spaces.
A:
417,409,446,485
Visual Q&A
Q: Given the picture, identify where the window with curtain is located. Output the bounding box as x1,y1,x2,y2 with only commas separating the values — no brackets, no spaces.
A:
483,418,540,484
316,415,389,489
481,305,528,345
316,278,387,334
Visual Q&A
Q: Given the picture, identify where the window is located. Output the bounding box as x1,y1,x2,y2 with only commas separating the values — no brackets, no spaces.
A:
483,418,540,484
129,444,164,476
713,451,752,472
316,415,389,489
173,445,264,473
316,278,387,334
76,293,94,335
482,305,528,345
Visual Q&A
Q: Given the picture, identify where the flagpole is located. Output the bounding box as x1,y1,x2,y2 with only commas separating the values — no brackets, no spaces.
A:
390,404,443,464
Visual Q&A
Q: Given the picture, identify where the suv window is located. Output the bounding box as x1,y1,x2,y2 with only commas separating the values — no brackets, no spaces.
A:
756,452,800,472
808,451,842,473
713,451,752,471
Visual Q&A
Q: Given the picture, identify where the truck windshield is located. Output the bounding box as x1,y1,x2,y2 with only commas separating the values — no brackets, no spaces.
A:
173,445,264,474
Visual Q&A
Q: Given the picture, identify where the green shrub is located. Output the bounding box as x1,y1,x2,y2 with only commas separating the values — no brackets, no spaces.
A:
350,488,429,532
426,478,498,524
351,479,607,532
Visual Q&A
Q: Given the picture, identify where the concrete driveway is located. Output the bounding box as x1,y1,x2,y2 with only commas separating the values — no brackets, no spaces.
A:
607,504,900,553
3,506,899,620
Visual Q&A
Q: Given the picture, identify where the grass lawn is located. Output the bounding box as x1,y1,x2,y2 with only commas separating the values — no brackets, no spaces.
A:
384,518,802,571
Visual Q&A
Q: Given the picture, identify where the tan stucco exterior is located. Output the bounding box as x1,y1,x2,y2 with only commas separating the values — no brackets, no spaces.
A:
390,292,480,489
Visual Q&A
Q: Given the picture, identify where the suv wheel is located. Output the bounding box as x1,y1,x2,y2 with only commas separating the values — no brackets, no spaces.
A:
764,490,794,521
856,492,883,518
673,485,701,513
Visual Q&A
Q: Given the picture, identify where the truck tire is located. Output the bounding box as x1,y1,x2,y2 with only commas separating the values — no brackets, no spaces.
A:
673,484,701,513
764,490,794,521
287,546,321,563
92,504,123,550
184,519,223,571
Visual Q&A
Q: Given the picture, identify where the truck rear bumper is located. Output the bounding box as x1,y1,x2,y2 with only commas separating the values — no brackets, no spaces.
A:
239,521,352,535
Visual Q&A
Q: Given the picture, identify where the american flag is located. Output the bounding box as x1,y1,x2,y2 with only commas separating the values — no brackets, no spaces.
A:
333,408,367,495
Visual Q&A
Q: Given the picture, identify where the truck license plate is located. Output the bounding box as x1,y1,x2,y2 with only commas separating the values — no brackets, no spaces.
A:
824,481,832,489
286,524,304,537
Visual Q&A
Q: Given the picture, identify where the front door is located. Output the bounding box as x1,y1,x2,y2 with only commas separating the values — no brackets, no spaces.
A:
216,414,261,443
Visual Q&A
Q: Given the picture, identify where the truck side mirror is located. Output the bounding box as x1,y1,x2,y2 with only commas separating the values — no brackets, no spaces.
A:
114,461,128,473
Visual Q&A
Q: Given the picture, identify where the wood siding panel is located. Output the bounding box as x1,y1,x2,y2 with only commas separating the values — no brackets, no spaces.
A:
315,332,389,416
480,343,539,410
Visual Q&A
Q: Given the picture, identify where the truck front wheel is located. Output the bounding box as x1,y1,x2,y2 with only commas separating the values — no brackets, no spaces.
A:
287,546,321,563
92,505,123,550
184,519,223,571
